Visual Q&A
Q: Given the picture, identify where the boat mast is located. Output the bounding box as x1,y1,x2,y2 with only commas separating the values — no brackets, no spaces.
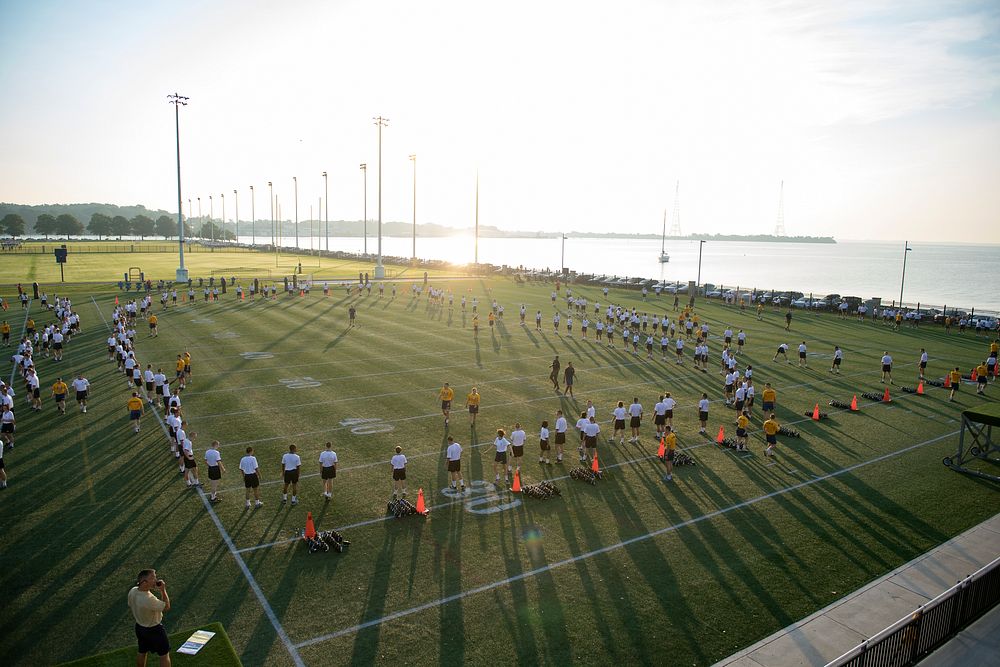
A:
661,209,667,253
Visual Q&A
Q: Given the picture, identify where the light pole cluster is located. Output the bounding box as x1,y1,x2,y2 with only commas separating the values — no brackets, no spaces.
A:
169,101,424,274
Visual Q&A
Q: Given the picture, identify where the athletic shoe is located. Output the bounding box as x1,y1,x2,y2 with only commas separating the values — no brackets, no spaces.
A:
245,500,251,509
255,500,263,508
291,497,298,505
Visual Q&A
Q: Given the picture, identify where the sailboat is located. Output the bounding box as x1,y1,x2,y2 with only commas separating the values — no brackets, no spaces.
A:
658,209,670,263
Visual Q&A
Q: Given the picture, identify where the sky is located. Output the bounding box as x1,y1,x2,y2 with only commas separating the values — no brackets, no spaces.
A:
1,0,998,242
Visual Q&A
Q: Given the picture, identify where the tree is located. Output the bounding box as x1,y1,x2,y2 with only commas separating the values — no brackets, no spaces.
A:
198,221,219,239
35,213,57,239
0,213,26,237
131,214,155,240
110,215,131,239
55,213,84,238
87,213,112,240
155,215,177,238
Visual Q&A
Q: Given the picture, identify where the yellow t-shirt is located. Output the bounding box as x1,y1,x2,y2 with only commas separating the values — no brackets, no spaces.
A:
466,392,481,406
0,323,9,334
950,370,962,384
439,387,454,402
127,397,144,411
26,319,34,329
991,342,999,354
52,381,68,395
737,414,749,430
762,388,777,403
976,364,988,377
149,315,157,325
763,419,779,436
127,587,165,627
176,359,185,372
183,353,191,366
663,432,676,451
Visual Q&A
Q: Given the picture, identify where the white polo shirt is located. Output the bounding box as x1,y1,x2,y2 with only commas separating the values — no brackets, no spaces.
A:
239,455,259,475
205,448,222,466
446,442,462,461
281,452,302,471
510,429,526,447
319,450,338,467
390,453,407,469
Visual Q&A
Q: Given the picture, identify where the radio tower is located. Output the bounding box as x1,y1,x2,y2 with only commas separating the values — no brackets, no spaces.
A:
668,180,682,236
774,180,786,237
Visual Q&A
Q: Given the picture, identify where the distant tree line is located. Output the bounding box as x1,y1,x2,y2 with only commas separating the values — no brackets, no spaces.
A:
0,211,239,241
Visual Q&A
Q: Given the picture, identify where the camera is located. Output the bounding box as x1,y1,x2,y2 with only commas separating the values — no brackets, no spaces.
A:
156,579,165,587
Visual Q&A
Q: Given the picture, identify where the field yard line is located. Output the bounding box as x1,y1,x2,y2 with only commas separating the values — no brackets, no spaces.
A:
215,361,918,449
292,430,959,649
6,299,31,386
90,296,306,667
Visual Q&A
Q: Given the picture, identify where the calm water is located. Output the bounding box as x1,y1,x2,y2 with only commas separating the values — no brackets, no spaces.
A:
241,234,1000,312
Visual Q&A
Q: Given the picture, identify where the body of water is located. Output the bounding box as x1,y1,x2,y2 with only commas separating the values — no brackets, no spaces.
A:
238,234,1000,312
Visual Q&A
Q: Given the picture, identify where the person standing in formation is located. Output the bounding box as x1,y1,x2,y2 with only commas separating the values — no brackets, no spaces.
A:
280,444,302,505
240,446,263,509
445,436,464,492
204,440,224,502
319,441,338,500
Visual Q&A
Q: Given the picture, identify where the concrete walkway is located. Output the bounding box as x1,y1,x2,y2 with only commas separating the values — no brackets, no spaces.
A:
715,513,1000,667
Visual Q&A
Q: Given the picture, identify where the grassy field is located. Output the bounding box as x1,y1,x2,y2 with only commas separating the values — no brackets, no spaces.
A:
1,258,998,666
0,241,458,285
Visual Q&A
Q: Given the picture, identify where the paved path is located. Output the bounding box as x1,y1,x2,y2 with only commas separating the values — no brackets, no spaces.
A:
715,513,1000,667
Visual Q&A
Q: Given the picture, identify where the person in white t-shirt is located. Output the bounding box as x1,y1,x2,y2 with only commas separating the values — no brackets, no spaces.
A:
182,432,200,487
538,420,551,465
881,352,894,384
554,410,568,463
280,444,302,505
773,343,790,363
72,374,90,413
493,429,511,485
612,401,627,445
797,342,808,368
583,416,601,464
661,392,677,428
628,398,643,443
390,446,407,499
319,441,338,500
509,423,526,473
698,393,710,434
445,436,464,491
239,446,263,508
204,440,224,502
653,395,668,438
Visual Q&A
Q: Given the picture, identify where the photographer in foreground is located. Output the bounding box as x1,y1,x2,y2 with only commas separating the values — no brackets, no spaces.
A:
127,569,171,666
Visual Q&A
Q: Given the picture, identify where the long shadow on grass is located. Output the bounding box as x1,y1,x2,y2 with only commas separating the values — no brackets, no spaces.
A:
348,529,400,666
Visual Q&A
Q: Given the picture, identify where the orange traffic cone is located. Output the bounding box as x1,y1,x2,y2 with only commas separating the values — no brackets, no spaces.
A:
511,470,522,493
994,363,999,378
971,368,978,382
114,295,119,305
657,436,665,459
883,387,891,402
415,488,428,514
917,381,925,395
591,454,600,473
299,289,305,297
304,511,316,540
812,403,820,420
850,395,859,411
240,292,245,301
944,374,952,388
716,426,725,444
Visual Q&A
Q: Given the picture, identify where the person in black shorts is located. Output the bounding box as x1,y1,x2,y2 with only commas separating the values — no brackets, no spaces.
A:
563,362,575,397
785,310,792,331
348,304,357,327
127,569,171,667
549,355,561,391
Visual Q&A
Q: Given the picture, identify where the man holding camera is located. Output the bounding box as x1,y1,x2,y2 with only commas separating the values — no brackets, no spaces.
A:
127,569,171,666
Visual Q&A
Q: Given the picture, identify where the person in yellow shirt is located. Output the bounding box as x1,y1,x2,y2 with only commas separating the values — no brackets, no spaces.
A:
51,377,68,415
488,311,495,329
174,355,186,391
148,314,158,338
472,315,479,337
756,302,764,321
182,351,192,384
1,320,10,346
25,318,35,336
949,367,962,402
438,383,454,426
127,392,145,434
990,340,999,356
736,411,750,451
465,387,481,424
976,361,989,395
763,413,780,457
762,383,777,413
661,426,678,482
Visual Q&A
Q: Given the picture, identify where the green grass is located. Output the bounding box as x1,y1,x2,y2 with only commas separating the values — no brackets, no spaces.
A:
0,261,998,666
0,240,460,284
58,622,240,667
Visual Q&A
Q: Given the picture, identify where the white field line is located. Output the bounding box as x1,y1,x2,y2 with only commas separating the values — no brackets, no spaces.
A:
292,430,959,649
6,299,31,386
234,391,922,553
214,361,919,450
90,296,306,667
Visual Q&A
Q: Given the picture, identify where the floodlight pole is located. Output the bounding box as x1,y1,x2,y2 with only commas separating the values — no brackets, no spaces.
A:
409,153,416,260
899,241,912,306
373,116,389,278
233,189,238,244
561,234,567,273
268,181,273,246
209,195,214,242
360,163,367,255
249,185,255,246
697,240,706,288
474,170,479,266
293,176,299,251
219,192,224,243
168,92,189,283
322,171,329,253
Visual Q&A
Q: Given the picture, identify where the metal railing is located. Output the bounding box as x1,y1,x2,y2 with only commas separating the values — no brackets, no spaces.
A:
826,555,1000,667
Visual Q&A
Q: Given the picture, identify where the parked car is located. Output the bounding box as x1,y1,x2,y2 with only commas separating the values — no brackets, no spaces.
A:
791,297,813,308
706,289,723,298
